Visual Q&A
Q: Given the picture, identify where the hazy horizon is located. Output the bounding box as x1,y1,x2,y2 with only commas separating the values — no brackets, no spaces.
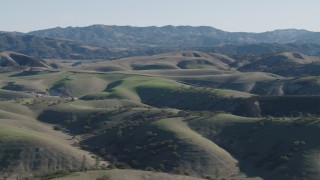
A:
1,0,320,33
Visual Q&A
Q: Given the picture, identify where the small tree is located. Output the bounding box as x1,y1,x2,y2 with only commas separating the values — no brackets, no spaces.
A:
94,158,101,169
81,155,87,172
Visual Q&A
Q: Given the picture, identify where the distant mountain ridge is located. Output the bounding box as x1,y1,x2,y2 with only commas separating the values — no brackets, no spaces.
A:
0,32,133,59
27,25,319,48
1,25,320,59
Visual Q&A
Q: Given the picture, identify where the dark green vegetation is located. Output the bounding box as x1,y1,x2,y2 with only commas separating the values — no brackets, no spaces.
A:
2,25,320,180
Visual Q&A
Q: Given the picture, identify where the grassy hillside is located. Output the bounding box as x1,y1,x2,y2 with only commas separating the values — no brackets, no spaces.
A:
0,102,97,179
0,123,95,176
2,50,320,179
187,114,320,179
36,96,261,179
75,51,229,72
0,89,35,100
80,75,253,115
153,118,241,177
50,74,108,98
54,169,204,180
0,51,51,68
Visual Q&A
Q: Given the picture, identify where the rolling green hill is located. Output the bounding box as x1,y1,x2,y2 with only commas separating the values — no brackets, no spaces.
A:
187,114,320,179
0,101,97,179
74,51,230,72
1,49,320,179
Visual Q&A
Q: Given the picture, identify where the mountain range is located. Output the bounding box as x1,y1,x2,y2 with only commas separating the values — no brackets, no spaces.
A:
1,25,320,59
3,25,320,179
28,25,320,48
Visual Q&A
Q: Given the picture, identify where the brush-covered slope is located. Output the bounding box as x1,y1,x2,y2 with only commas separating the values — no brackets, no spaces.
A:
0,33,123,59
152,118,241,177
240,52,320,76
37,102,254,179
0,51,51,68
0,102,96,178
207,43,320,56
250,76,320,96
28,25,230,47
187,114,320,179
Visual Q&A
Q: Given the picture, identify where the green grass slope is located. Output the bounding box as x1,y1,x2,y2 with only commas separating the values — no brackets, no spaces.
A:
153,118,243,178
75,51,230,72
0,124,93,176
82,75,252,115
38,100,243,178
187,114,320,179
0,89,35,100
0,100,97,179
50,74,107,98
